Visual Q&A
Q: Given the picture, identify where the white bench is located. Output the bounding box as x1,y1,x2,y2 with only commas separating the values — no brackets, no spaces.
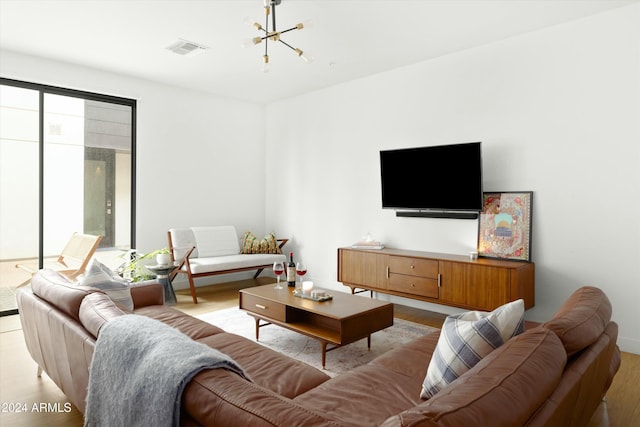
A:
167,226,287,304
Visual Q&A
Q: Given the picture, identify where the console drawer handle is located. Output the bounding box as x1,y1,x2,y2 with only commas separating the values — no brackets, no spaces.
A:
255,304,267,310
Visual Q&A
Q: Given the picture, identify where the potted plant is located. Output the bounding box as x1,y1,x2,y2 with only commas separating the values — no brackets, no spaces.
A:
119,248,171,282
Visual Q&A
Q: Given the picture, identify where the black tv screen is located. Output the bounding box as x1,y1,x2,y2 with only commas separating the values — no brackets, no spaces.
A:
380,142,483,212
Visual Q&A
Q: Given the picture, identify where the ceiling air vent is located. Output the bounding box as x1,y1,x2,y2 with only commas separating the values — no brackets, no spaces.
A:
165,39,208,56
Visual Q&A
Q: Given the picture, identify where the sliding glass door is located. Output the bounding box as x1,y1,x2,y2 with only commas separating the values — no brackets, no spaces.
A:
0,84,39,315
0,79,136,315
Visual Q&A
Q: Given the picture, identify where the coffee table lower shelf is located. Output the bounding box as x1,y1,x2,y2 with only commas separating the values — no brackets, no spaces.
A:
248,314,377,369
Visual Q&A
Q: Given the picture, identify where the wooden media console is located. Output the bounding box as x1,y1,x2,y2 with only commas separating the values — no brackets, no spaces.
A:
338,247,534,311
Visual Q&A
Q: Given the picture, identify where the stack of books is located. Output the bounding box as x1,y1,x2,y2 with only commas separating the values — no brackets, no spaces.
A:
351,240,385,250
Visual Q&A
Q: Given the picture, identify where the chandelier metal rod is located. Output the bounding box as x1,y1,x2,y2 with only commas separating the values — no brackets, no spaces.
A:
264,2,270,59
271,0,277,31
277,38,296,52
257,26,300,42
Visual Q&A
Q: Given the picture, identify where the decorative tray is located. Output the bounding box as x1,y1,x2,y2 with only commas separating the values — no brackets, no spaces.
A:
292,290,333,302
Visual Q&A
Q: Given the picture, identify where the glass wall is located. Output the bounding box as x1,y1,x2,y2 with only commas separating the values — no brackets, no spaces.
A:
0,79,136,315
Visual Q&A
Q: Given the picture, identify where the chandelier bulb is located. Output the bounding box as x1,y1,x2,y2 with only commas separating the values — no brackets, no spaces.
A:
243,16,257,27
296,20,313,31
300,52,314,64
293,48,313,64
262,55,270,73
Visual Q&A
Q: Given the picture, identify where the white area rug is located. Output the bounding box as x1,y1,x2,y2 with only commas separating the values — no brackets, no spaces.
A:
196,307,439,376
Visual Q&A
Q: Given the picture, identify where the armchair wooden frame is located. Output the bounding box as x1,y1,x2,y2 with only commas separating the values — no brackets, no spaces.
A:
167,231,288,304
15,232,103,287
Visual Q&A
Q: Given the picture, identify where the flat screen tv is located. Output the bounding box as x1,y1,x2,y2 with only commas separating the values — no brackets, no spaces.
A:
380,142,483,215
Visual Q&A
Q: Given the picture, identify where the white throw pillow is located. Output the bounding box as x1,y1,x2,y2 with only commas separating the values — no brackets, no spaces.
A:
80,259,134,311
420,299,525,399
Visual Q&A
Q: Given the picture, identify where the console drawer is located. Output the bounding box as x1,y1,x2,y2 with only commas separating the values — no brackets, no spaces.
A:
389,275,439,298
388,256,438,278
240,294,286,322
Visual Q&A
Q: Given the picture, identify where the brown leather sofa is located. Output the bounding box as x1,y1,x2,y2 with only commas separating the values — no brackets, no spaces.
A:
17,269,620,426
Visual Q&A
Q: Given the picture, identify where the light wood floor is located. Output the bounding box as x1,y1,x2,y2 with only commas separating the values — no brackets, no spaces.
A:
0,279,638,426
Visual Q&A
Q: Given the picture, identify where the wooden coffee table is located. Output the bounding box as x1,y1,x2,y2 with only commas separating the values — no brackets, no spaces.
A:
239,284,394,368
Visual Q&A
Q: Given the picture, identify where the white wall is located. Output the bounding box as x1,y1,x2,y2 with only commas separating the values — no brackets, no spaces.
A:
2,6,638,354
0,50,267,285
265,5,640,354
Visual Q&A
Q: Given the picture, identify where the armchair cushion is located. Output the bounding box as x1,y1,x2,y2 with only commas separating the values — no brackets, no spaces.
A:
192,226,240,257
187,254,286,275
169,228,199,259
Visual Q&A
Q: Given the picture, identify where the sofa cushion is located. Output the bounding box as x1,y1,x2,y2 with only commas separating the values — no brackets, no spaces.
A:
79,292,126,337
187,253,286,274
79,259,134,311
136,306,225,341
240,231,282,254
384,327,567,427
421,299,525,399
294,364,425,426
192,226,240,257
369,330,440,379
196,332,330,398
542,286,612,357
31,269,95,321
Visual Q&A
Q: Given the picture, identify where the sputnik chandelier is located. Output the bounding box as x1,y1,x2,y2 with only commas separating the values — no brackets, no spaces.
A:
245,0,312,71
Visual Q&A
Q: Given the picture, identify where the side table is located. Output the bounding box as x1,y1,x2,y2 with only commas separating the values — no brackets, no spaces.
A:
147,264,178,305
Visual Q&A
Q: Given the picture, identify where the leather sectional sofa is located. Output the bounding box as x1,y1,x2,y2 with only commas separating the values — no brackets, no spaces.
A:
17,269,620,426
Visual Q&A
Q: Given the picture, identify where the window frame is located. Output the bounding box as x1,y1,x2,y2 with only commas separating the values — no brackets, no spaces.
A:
0,77,137,267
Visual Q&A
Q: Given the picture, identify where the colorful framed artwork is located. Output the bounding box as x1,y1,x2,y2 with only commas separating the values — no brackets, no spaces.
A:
477,192,533,261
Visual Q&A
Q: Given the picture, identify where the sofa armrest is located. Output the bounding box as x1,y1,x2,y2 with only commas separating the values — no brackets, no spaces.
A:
129,281,164,308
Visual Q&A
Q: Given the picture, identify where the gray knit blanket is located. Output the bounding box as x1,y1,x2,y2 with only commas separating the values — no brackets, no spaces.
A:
84,314,250,427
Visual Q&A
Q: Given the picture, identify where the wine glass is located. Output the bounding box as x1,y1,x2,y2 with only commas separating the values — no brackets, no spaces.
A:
296,261,307,289
273,261,285,289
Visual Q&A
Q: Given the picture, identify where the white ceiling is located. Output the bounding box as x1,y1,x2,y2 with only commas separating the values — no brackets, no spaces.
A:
0,0,637,104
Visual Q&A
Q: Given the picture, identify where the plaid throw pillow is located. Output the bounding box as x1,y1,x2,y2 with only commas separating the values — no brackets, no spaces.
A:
240,232,281,254
80,259,134,311
421,299,525,399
